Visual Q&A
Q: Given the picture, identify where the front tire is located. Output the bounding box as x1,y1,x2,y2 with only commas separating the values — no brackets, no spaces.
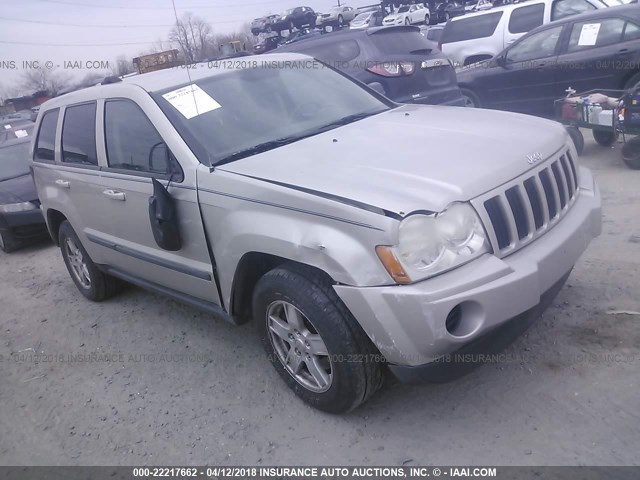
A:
425,14,430,25
337,14,344,28
405,17,410,25
566,126,584,156
253,264,383,413
59,221,123,301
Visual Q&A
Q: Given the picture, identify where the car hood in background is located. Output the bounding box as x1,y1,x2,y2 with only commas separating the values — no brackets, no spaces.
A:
384,13,405,21
0,174,38,205
219,104,568,214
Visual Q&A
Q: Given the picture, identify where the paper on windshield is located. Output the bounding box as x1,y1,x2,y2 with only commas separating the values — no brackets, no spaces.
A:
162,84,221,119
14,130,28,138
3,124,11,130
578,23,601,46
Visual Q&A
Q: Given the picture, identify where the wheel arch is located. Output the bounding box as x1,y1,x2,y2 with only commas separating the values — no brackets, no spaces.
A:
229,252,336,324
46,208,68,246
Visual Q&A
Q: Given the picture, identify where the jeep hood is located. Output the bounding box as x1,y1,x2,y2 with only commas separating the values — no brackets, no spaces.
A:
219,104,568,214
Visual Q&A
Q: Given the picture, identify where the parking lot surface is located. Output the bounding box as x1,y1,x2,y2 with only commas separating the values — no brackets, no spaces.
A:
0,135,638,466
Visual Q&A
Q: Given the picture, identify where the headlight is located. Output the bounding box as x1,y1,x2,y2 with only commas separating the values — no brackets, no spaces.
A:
376,202,490,283
0,201,38,213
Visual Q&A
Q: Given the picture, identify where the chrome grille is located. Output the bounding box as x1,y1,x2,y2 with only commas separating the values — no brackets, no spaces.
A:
473,148,579,257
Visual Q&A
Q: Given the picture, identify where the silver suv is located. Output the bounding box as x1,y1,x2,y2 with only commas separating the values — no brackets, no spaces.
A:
31,53,602,413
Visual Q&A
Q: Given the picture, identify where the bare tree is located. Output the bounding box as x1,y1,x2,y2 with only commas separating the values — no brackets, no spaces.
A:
112,54,134,77
20,67,71,96
169,12,213,63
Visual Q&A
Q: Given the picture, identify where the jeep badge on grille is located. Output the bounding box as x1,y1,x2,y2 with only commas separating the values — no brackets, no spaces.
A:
527,152,543,164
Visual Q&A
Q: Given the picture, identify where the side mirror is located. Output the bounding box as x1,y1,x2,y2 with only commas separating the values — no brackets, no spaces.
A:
495,54,507,67
148,141,171,174
148,178,182,251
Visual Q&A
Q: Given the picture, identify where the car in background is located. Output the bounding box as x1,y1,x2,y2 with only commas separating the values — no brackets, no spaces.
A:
271,6,317,33
251,14,281,35
0,137,48,252
383,4,431,26
0,123,34,144
430,1,466,23
281,29,324,45
253,35,285,53
457,5,640,120
276,25,464,106
465,0,494,12
420,25,444,52
317,5,357,29
350,10,386,29
441,0,612,66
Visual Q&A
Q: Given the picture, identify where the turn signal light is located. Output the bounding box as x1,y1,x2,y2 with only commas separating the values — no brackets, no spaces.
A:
375,246,411,284
367,62,415,77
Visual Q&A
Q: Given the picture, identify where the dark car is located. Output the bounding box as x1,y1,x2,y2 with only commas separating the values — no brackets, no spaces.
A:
251,14,280,35
457,5,640,117
0,137,48,252
281,29,324,45
271,6,317,33
430,1,466,24
254,35,285,53
276,25,464,106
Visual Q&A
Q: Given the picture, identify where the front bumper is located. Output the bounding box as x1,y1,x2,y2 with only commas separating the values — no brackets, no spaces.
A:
334,166,601,377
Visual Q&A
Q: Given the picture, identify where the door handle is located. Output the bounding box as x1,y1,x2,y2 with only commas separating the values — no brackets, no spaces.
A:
616,48,631,57
103,189,126,201
55,179,70,189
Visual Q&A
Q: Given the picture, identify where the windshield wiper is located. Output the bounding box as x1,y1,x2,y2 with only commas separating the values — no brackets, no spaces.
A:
215,137,301,166
214,110,386,166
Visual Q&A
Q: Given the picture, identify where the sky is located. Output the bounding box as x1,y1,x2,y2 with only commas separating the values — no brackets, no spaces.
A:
0,0,374,97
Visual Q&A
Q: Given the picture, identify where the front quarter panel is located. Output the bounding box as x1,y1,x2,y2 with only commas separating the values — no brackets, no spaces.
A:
196,165,399,309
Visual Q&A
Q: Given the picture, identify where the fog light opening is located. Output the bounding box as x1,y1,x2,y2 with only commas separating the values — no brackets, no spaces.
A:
445,301,484,337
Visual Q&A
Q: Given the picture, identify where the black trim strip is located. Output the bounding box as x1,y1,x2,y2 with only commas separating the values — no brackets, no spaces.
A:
223,172,403,221
86,233,212,281
198,187,385,231
100,265,237,324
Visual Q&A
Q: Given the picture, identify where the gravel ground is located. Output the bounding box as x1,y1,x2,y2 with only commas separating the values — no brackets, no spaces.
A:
0,135,638,466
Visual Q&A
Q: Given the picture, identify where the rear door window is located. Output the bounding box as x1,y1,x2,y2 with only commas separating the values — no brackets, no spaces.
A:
506,25,563,63
551,0,597,21
508,3,545,34
34,108,59,162
567,18,625,52
61,103,98,166
623,21,640,41
441,11,503,44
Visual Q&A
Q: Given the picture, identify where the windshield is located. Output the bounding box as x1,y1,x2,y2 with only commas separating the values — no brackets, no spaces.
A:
155,63,391,165
398,6,410,12
0,142,30,181
283,9,294,15
353,12,372,21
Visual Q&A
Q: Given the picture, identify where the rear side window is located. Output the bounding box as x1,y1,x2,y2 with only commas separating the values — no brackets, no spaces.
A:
509,3,545,34
104,100,171,176
441,11,503,44
34,109,59,162
61,103,98,166
623,21,640,41
369,30,432,54
426,28,443,42
295,39,361,63
551,0,596,21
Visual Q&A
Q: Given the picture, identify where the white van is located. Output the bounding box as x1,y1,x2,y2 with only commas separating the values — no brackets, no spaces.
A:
441,0,618,66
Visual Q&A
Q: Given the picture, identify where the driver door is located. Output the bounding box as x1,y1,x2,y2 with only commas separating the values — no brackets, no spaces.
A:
93,98,219,304
487,24,565,117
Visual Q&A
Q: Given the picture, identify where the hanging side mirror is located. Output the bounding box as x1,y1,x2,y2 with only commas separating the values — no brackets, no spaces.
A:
148,178,182,251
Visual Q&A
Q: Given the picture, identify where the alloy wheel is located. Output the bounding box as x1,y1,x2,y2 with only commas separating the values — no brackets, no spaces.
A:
65,237,91,289
266,300,332,393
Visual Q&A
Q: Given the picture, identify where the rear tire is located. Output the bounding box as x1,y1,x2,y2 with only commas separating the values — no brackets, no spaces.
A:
405,17,410,25
622,137,640,169
460,88,480,108
566,127,584,156
338,14,344,28
58,221,124,301
425,14,430,25
592,129,617,147
253,263,383,413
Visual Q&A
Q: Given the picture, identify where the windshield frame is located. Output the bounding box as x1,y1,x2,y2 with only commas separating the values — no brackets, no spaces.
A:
150,61,397,168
